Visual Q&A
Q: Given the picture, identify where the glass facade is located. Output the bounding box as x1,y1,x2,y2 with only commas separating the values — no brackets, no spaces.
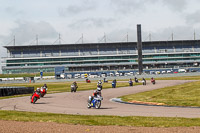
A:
2,40,200,74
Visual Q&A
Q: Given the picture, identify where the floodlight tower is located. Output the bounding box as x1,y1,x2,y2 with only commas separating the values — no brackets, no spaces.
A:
137,24,143,75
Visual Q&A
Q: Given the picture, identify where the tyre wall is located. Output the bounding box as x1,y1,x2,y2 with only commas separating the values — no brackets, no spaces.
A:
0,86,34,97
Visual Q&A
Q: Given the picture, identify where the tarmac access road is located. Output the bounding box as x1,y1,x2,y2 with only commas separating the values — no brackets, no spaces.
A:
0,80,199,118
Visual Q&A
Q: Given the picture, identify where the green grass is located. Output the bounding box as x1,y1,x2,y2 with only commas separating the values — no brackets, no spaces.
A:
0,81,132,92
0,110,200,127
120,81,200,107
0,72,54,78
0,81,139,99
156,75,200,80
1,77,200,127
0,94,31,100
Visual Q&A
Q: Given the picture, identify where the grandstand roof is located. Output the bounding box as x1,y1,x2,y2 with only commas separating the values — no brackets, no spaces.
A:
4,39,200,49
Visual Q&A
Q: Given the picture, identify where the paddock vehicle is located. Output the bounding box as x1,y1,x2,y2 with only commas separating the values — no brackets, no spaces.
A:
87,95,103,109
31,92,40,104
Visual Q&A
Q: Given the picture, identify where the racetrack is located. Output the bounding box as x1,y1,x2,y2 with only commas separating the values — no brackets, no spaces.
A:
0,80,199,118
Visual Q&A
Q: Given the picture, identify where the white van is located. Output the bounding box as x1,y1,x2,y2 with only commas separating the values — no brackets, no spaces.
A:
178,69,186,73
115,72,119,76
74,74,80,78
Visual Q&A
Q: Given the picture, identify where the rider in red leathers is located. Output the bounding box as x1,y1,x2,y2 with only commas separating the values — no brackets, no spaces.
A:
151,77,156,84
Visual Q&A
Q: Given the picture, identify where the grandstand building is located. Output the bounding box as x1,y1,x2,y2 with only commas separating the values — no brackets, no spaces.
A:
2,40,200,74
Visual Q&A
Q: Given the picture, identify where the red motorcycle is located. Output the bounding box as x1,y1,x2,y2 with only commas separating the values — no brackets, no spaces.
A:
151,78,156,85
40,87,47,97
86,78,91,83
31,91,40,104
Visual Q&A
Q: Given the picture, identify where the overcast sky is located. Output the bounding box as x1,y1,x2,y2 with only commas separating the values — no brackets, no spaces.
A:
1,0,200,72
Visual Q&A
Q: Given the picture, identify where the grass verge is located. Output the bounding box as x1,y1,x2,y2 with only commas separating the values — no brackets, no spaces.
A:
0,72,54,78
0,81,140,99
120,81,200,107
156,75,200,80
0,110,200,127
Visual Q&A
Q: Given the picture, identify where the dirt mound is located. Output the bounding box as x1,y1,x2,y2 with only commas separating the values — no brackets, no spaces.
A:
0,120,200,133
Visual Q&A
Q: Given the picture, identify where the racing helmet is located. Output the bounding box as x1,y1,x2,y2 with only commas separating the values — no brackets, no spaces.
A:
36,87,40,92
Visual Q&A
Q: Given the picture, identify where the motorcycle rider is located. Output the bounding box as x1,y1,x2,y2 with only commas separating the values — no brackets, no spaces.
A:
41,84,48,93
142,78,146,85
88,87,102,104
73,81,78,88
97,80,103,90
129,78,133,86
32,87,40,93
86,78,91,83
112,79,117,88
151,77,155,84
31,87,40,99
36,87,40,94
134,77,138,83
43,84,47,89
71,81,78,92
103,78,108,83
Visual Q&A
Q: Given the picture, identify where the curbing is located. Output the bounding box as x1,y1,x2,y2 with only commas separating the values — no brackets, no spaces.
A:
111,98,200,109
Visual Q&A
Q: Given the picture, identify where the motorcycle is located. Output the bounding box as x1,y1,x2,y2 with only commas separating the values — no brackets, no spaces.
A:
86,78,91,83
142,79,146,85
71,84,77,92
135,78,139,83
97,83,103,90
103,78,108,83
87,95,103,109
151,79,156,85
40,87,47,97
31,92,40,104
112,82,116,88
129,81,133,86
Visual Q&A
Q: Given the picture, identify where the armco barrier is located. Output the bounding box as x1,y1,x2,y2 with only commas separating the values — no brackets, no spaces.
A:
0,86,34,97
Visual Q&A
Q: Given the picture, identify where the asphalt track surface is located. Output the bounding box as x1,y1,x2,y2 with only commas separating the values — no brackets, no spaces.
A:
0,80,200,118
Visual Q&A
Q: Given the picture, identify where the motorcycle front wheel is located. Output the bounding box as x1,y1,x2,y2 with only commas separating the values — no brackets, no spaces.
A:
33,97,37,104
95,101,101,109
87,99,91,108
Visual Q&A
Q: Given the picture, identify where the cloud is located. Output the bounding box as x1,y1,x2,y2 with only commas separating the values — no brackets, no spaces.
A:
1,21,58,46
110,0,188,15
68,18,115,29
185,10,200,25
162,0,187,12
4,6,25,17
57,0,96,17
110,0,147,14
